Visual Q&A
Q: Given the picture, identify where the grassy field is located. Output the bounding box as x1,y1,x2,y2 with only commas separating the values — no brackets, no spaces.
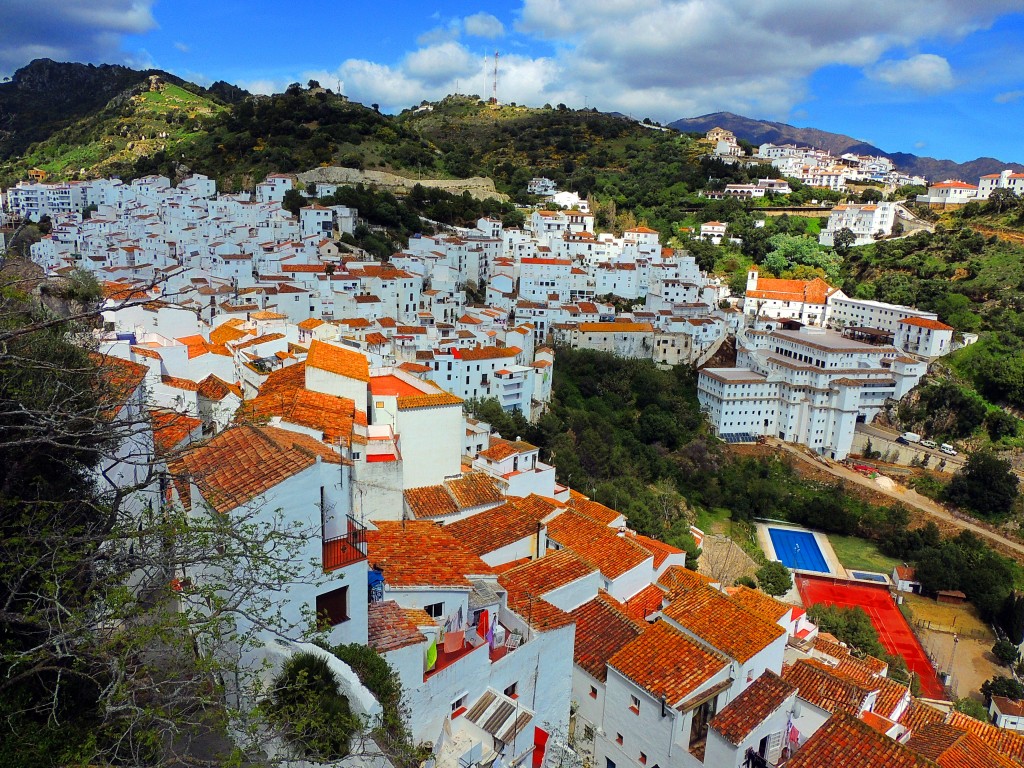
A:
828,534,902,574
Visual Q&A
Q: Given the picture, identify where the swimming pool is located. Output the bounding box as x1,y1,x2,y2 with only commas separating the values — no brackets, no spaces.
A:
851,571,887,583
767,527,830,573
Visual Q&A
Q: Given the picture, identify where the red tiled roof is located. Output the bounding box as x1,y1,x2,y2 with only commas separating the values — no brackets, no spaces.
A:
161,374,200,391
368,600,426,653
657,565,716,595
479,436,537,462
570,593,645,682
366,521,494,588
170,425,342,514
908,723,1018,768
498,549,594,601
567,491,623,525
627,532,684,568
445,495,557,556
709,671,796,745
945,711,1024,761
445,472,504,509
458,345,522,361
899,699,947,735
623,582,666,622
786,712,936,768
241,362,362,445
577,321,654,333
782,659,875,716
150,410,202,454
404,484,460,520
197,374,242,401
306,339,370,382
607,620,728,705
900,317,954,331
663,586,786,663
747,276,838,305
546,511,652,580
725,585,792,623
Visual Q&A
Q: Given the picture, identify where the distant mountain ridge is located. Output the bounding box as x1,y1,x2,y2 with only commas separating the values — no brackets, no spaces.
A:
0,58,248,161
668,111,1024,183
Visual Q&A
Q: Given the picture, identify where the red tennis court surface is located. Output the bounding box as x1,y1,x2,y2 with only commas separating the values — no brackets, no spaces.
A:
796,575,945,699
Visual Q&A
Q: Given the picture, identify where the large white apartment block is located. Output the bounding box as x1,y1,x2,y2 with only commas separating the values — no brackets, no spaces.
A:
819,202,896,246
893,316,955,358
698,326,928,459
744,269,843,326
6,180,87,221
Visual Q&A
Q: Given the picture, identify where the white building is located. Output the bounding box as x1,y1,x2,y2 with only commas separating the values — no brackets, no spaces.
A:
819,202,897,246
744,268,842,327
894,316,955,358
698,326,929,459
915,180,978,208
977,169,1024,200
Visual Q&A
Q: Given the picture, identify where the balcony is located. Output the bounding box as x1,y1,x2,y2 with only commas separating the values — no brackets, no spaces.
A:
323,516,368,572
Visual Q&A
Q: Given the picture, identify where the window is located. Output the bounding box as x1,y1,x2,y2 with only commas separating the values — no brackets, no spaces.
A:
606,760,616,768
616,733,623,746
630,695,640,714
315,586,349,628
589,685,598,699
639,753,647,765
451,694,467,715
425,602,444,618
504,682,518,698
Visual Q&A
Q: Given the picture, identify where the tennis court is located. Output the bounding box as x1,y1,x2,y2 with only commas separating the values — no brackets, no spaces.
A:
796,574,945,699
767,527,830,573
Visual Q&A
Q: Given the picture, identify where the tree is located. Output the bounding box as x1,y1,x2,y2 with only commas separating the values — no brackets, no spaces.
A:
282,188,306,217
945,450,1019,518
993,639,1020,665
982,675,1024,704
954,697,991,721
986,411,1019,442
987,188,1019,214
833,227,856,256
756,561,793,596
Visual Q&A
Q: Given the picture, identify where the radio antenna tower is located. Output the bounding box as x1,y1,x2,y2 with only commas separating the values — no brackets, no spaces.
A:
490,50,499,105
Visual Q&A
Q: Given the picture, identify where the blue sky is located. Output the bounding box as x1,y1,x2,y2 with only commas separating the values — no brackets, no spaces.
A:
3,1,1024,163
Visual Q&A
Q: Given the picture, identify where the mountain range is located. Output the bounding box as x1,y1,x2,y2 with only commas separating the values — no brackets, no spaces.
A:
669,112,1024,183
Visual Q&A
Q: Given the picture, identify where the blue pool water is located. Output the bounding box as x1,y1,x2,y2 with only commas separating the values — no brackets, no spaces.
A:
768,528,830,573
852,571,887,582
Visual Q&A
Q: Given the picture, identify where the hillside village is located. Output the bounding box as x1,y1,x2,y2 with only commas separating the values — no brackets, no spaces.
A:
2,149,1023,768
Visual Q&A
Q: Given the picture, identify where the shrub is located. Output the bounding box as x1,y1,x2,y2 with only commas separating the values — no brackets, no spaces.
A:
263,652,357,760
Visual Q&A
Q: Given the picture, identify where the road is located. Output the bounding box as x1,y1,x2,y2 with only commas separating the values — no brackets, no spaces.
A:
766,438,1024,563
855,423,966,472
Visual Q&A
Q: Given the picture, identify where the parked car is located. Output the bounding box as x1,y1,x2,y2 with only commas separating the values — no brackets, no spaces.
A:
940,444,958,456
921,440,938,449
898,432,921,444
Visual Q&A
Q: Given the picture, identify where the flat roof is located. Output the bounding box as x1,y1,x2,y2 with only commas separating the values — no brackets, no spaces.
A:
770,328,887,353
701,368,769,383
369,374,427,398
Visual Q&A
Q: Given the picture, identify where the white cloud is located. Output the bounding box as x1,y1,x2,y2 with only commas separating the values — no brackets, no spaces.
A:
463,12,505,39
868,54,955,92
247,1,1024,123
995,89,1024,103
174,41,190,53
0,0,157,78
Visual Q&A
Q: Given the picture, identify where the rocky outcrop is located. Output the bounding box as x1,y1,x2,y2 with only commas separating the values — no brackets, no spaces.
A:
298,166,507,201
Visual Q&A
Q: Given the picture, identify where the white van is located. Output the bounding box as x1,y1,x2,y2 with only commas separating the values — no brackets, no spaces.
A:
940,444,958,456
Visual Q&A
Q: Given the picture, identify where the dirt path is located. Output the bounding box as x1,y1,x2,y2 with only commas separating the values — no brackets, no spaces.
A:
966,223,1024,245
735,439,1024,565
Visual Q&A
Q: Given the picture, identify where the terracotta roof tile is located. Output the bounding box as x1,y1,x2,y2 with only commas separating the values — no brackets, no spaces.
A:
197,374,242,401
900,699,947,735
663,586,785,663
306,339,370,382
709,671,797,745
479,437,537,462
368,600,426,653
908,723,1017,768
150,410,202,455
627,532,684,568
366,521,494,588
395,391,463,410
161,374,200,391
787,712,937,768
130,344,162,360
725,585,792,623
458,345,521,361
546,511,652,580
623,582,667,622
404,484,460,520
566,491,623,525
657,565,716,595
240,362,362,445
945,711,1024,761
170,425,342,514
607,620,729,705
498,549,595,604
570,593,645,682
747,276,838,305
782,659,875,715
445,495,557,556
900,317,954,331
445,472,504,509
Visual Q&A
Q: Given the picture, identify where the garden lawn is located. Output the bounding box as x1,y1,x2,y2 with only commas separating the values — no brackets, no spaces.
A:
828,534,902,574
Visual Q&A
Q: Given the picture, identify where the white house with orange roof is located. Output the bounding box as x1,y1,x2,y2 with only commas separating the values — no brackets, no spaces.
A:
916,179,979,208
472,436,557,498
699,220,729,245
704,670,799,768
894,316,955,358
554,320,655,358
743,267,844,326
978,169,1024,199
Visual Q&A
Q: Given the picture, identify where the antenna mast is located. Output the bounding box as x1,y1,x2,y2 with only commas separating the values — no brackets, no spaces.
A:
490,50,499,105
